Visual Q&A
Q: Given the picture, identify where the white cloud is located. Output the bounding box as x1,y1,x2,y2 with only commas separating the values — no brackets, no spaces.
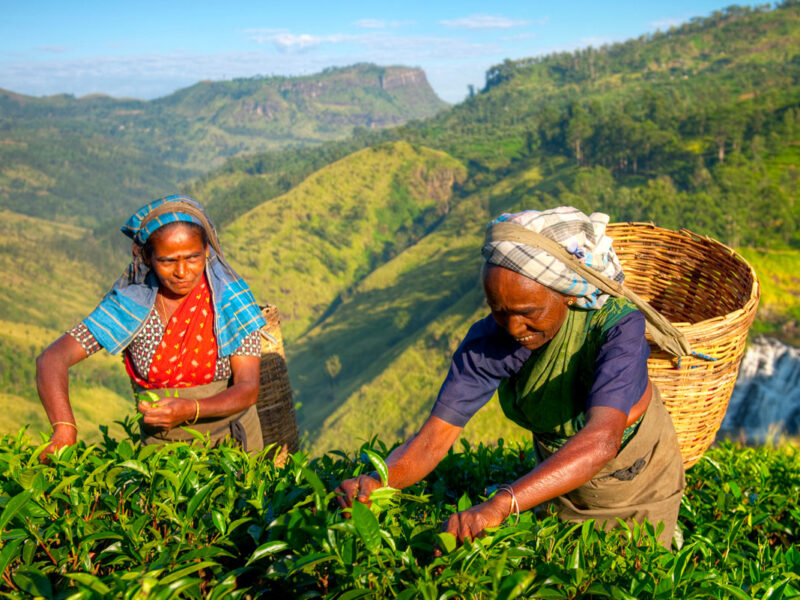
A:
0,34,500,102
440,15,528,30
355,19,385,29
243,27,497,63
245,29,353,52
270,33,326,51
650,17,683,30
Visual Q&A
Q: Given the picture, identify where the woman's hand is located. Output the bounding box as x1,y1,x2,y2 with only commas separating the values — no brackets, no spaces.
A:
40,425,78,464
443,495,511,543
138,396,196,430
335,473,383,509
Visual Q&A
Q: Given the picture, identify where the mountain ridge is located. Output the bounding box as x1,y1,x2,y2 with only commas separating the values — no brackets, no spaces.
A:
3,4,800,452
0,63,447,227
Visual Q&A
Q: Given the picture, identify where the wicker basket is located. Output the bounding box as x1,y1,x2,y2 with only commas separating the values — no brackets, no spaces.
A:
607,223,760,469
257,305,299,465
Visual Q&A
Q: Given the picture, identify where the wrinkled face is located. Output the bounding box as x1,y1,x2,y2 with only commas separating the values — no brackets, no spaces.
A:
482,264,572,350
145,224,207,299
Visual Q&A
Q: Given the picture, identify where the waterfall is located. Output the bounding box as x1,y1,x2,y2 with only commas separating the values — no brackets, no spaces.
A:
719,335,800,442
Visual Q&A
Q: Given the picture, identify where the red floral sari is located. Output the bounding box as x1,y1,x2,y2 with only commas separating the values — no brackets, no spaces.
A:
125,276,217,388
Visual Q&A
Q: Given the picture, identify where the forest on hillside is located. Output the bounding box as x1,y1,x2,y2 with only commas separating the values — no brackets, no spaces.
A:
196,2,800,250
187,2,800,450
1,2,799,450
0,64,446,227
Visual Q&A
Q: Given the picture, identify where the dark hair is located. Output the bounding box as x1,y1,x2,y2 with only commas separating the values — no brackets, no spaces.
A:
142,221,208,262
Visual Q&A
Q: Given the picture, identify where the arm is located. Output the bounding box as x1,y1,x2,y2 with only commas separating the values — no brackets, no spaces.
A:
138,354,260,429
443,401,639,542
36,334,90,458
337,316,524,507
444,311,652,542
336,415,463,508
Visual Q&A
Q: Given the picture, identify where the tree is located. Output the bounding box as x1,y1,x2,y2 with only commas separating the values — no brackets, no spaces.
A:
325,354,342,381
566,104,593,165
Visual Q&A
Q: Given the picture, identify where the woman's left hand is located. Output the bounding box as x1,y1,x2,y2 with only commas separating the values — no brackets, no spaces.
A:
442,497,510,543
137,397,196,430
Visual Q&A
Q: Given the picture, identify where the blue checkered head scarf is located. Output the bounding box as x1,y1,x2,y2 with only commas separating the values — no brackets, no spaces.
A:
81,194,265,356
121,194,223,255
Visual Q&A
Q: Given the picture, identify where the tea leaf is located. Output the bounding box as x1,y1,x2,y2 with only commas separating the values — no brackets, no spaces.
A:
362,449,389,485
0,489,32,531
351,498,381,554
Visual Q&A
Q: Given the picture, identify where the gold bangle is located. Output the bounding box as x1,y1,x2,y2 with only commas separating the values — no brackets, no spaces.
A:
52,421,77,430
495,484,520,525
191,399,200,425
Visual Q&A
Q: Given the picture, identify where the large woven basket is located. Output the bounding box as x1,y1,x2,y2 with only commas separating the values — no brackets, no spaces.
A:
257,305,299,465
607,223,760,470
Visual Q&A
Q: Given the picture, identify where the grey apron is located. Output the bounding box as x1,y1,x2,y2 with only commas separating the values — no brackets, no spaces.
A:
536,385,686,547
134,380,264,454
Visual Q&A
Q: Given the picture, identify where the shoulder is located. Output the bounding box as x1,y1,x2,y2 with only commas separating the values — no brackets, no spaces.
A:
461,314,523,361
588,297,640,333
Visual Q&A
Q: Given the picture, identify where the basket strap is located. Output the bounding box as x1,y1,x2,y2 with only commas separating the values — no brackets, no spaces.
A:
487,222,693,359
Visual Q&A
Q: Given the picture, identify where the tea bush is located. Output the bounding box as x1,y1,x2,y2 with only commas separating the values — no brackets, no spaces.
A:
0,421,798,599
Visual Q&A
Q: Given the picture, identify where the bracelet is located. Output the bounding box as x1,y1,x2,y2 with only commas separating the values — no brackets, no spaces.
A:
52,421,77,430
191,399,200,425
495,484,520,525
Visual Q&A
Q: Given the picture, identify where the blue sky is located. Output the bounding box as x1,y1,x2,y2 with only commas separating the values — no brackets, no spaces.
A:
1,1,753,104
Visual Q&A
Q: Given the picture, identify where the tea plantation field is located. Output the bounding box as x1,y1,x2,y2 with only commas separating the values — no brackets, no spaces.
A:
0,422,798,599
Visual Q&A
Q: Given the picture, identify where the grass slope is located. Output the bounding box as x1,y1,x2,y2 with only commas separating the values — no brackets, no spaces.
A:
221,141,466,342
0,320,131,441
0,210,125,328
0,212,133,440
296,167,549,452
738,247,800,345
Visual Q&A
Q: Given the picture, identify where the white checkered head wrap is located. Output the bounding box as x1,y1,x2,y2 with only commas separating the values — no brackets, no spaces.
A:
482,207,625,309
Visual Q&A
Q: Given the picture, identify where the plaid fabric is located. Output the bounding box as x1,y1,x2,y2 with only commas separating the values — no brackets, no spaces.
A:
83,195,266,357
482,207,625,309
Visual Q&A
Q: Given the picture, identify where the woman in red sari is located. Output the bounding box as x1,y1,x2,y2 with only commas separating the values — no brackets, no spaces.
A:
36,196,266,459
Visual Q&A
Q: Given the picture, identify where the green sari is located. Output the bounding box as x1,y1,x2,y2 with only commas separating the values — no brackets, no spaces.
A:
498,297,639,454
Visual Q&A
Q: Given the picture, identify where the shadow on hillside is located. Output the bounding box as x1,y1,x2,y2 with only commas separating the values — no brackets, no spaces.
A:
288,244,486,436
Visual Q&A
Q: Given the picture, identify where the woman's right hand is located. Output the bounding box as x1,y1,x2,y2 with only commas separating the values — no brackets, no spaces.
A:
137,396,196,430
40,425,78,463
335,473,383,509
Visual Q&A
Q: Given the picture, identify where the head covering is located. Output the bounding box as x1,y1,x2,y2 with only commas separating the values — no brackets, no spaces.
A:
120,195,223,254
82,194,266,357
482,206,625,309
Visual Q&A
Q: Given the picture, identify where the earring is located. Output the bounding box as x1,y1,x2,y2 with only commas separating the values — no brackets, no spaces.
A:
567,298,575,306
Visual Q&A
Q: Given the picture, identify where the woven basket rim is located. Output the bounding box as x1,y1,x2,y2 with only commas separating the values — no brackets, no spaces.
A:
609,221,761,326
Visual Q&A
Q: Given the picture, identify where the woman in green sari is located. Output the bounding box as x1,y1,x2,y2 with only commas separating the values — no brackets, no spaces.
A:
337,207,685,547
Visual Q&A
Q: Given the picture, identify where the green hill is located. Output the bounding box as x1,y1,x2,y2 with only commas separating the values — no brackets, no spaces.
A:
221,141,467,341
190,3,800,453
0,64,447,228
0,212,132,439
0,319,132,442
4,4,800,454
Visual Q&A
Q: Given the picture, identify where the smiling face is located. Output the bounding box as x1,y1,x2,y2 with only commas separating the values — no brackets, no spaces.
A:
144,223,208,300
482,264,573,350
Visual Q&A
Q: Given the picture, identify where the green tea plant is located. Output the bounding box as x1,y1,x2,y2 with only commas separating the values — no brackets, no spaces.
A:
0,420,798,599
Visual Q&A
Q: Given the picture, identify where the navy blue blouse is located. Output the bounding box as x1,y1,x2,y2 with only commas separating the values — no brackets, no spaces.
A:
430,311,650,427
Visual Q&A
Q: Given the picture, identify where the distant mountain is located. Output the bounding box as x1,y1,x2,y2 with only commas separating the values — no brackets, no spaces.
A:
4,4,800,453
0,64,447,227
189,3,800,453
